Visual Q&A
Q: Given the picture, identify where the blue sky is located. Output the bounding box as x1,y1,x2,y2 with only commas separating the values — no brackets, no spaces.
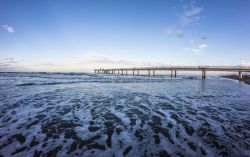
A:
0,0,250,72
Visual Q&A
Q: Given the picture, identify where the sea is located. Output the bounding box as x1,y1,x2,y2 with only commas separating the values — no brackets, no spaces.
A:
0,72,249,157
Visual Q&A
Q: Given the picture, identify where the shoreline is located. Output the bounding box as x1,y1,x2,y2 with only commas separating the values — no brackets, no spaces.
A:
221,75,250,85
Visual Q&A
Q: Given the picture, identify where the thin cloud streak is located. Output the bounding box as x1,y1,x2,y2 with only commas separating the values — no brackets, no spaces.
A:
164,26,184,38
184,7,202,17
184,43,208,55
178,6,203,25
2,25,15,33
0,57,19,66
199,44,208,49
184,48,201,55
80,52,168,67
0,57,24,71
17,52,170,72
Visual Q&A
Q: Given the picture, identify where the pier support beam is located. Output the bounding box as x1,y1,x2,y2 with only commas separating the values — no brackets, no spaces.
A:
148,70,151,76
133,70,135,75
174,70,177,78
137,70,139,75
171,70,173,78
239,71,243,80
153,70,155,76
122,70,124,75
126,70,128,75
202,70,206,79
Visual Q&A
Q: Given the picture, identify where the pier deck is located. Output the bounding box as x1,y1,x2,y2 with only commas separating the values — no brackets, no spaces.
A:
94,66,250,79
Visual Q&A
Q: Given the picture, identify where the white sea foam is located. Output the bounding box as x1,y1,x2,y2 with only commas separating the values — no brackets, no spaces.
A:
0,72,250,157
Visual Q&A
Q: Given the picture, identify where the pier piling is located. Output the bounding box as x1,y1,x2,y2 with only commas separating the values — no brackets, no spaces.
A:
239,71,243,80
202,70,206,79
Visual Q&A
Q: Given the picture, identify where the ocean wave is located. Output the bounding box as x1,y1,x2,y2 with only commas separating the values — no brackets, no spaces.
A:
15,78,181,86
15,81,89,86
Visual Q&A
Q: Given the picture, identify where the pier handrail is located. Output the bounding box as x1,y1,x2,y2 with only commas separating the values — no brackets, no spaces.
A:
94,65,250,71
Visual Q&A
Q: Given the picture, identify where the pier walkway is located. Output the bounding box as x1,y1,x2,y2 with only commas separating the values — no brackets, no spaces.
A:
94,66,250,79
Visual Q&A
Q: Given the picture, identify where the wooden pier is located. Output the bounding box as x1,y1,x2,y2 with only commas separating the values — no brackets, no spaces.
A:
94,66,250,79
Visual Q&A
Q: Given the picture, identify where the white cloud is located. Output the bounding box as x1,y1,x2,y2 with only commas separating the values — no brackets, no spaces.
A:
0,57,19,66
184,7,202,17
83,51,113,63
66,51,171,71
199,44,208,49
179,6,203,25
164,26,184,38
243,63,250,66
242,61,250,66
184,43,208,55
2,25,15,33
184,48,200,55
1,52,171,72
80,51,167,67
0,57,23,71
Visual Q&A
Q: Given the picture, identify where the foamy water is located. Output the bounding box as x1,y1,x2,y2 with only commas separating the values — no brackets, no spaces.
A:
0,72,250,157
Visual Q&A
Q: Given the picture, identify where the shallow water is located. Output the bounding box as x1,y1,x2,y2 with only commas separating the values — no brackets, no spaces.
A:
0,72,250,157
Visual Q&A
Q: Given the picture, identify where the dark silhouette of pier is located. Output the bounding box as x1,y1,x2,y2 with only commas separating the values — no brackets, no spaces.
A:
94,66,250,79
